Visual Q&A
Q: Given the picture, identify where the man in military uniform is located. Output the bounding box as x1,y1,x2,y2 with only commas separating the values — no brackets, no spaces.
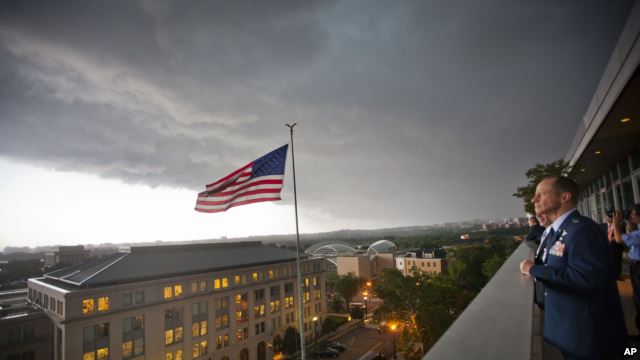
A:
520,176,627,360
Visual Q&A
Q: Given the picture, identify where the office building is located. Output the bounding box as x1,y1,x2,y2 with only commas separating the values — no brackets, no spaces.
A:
27,242,326,360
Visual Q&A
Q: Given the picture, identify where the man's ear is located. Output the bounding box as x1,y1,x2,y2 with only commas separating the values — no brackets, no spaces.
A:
560,192,571,204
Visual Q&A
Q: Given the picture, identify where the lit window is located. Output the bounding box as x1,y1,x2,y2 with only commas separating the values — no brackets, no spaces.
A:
82,299,94,314
175,326,183,342
234,275,241,285
191,281,198,293
83,353,95,360
252,272,258,282
305,277,310,287
96,347,109,360
214,278,221,289
164,287,173,299
98,297,109,311
165,329,174,345
176,349,183,360
313,277,317,286
222,277,228,288
166,353,174,360
192,342,200,358
174,285,183,297
200,340,208,355
268,270,274,279
122,340,133,358
192,322,200,337
200,320,208,336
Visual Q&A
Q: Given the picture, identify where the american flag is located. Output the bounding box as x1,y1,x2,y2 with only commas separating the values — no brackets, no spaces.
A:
195,145,288,213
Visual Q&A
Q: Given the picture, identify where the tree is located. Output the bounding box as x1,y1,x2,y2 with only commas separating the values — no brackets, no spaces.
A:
513,159,570,214
279,326,301,355
334,273,366,310
321,316,347,335
481,254,504,279
448,246,491,291
373,269,471,356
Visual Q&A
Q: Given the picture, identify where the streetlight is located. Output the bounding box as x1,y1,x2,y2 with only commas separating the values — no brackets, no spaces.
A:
363,291,368,320
390,323,397,359
312,317,318,343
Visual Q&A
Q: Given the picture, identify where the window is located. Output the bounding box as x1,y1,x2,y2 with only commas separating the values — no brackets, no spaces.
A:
222,277,229,288
284,282,294,294
98,297,109,311
270,285,280,298
164,287,173,299
192,340,207,358
253,304,265,317
122,293,132,307
174,285,183,297
270,299,281,313
9,327,20,344
215,296,230,330
199,280,206,292
234,274,247,285
122,315,144,359
305,277,310,287
254,289,265,301
284,296,294,309
236,327,249,341
165,307,183,345
191,301,208,337
252,272,259,282
268,270,274,279
191,281,198,293
135,291,145,304
83,323,109,360
23,324,34,342
82,299,95,314
165,349,183,360
255,321,266,335
216,334,229,349
235,293,248,322
214,278,221,289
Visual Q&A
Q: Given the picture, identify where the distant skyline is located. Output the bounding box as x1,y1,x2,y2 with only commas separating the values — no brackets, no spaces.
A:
0,1,635,249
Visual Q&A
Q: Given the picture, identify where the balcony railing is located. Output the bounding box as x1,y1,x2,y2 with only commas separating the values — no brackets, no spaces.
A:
424,241,537,360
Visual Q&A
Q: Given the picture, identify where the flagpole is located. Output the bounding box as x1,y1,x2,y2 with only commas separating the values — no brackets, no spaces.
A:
286,123,306,360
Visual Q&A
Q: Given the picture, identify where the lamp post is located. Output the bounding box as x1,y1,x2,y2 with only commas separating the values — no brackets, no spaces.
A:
312,317,318,343
363,291,368,320
390,323,397,359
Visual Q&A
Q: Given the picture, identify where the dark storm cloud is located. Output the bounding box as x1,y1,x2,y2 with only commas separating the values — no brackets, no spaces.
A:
0,0,634,226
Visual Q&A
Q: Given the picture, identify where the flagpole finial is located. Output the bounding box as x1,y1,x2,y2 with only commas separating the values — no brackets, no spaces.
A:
285,123,297,132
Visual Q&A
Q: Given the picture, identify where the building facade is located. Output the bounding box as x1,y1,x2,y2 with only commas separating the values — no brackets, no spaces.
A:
0,305,52,360
27,242,326,360
44,246,90,268
394,256,447,276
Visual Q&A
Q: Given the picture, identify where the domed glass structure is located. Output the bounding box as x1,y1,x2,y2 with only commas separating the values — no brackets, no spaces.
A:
367,239,397,255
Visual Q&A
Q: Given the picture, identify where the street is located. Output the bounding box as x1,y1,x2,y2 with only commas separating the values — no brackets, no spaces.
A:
330,325,396,360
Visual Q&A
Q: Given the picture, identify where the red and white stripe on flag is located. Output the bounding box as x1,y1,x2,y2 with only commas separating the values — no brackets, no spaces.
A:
195,145,288,213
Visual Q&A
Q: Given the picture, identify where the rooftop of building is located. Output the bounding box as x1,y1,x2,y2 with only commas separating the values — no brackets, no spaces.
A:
42,241,304,289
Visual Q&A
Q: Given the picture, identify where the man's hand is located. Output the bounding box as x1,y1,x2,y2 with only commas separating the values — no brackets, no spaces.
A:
520,260,533,275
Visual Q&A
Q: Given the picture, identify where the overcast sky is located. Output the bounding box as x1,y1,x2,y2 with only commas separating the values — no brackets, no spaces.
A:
0,1,635,249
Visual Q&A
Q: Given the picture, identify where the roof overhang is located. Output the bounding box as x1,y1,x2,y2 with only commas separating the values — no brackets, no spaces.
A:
565,4,640,187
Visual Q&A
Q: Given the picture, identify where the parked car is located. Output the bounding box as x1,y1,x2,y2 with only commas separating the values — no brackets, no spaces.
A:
326,341,347,352
312,347,340,359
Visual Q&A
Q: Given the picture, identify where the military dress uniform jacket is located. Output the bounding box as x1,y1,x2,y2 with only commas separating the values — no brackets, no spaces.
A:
529,211,627,359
